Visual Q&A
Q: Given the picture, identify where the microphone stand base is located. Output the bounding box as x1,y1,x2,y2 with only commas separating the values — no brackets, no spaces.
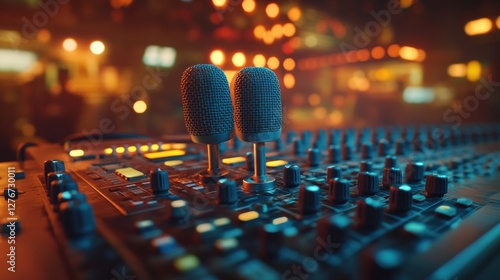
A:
242,177,275,192
199,169,229,184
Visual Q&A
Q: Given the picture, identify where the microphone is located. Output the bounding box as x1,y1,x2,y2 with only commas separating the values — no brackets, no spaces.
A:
180,64,234,182
233,67,282,192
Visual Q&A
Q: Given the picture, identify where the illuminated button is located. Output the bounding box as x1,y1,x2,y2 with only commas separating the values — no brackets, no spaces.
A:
129,201,143,206
135,219,155,234
412,194,426,202
272,216,289,225
173,254,200,272
196,223,215,234
434,205,457,218
151,235,177,254
168,200,190,223
222,156,246,165
214,217,231,227
266,160,289,168
455,197,473,207
164,160,183,167
238,211,259,223
402,222,427,238
215,238,239,252
143,150,186,160
69,149,84,157
115,167,144,181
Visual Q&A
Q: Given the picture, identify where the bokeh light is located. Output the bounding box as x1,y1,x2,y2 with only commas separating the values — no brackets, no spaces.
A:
90,40,105,55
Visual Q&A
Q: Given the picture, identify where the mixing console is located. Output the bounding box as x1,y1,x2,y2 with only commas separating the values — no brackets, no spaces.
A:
1,124,500,280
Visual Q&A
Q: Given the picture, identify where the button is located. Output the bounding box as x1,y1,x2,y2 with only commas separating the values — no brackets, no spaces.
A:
412,194,426,202
455,197,473,207
434,205,457,218
284,164,301,188
402,222,427,238
151,235,178,254
167,200,190,223
173,254,200,273
115,167,145,181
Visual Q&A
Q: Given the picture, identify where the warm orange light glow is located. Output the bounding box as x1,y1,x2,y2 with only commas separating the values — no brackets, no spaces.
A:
263,31,275,45
466,60,481,82
242,0,255,13
133,101,147,114
62,38,77,52
308,93,321,106
387,44,400,58
210,50,225,65
212,0,226,8
416,49,426,62
223,70,237,84
287,7,302,22
464,18,493,36
253,54,266,67
328,111,344,125
283,58,296,71
267,56,280,70
399,46,419,61
400,0,413,9
265,3,280,18
374,68,391,81
283,73,295,89
283,23,296,37
447,63,467,78
90,41,105,55
272,24,283,39
254,25,265,39
37,29,51,43
357,49,370,61
313,107,327,120
304,35,318,48
232,52,246,67
371,46,385,59
497,16,500,29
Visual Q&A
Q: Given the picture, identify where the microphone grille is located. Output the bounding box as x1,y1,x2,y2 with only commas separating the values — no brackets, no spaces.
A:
233,67,282,136
180,64,233,141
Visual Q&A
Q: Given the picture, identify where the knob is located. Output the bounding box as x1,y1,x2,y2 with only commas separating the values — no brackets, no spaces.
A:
328,145,341,163
317,215,350,247
56,190,87,212
245,152,254,171
405,162,424,183
395,139,406,155
44,160,65,188
292,138,304,156
362,247,405,280
217,179,238,205
425,174,448,197
361,143,373,160
59,200,96,238
298,185,321,215
342,144,354,161
355,198,383,230
274,138,283,151
357,172,379,195
326,166,342,183
360,161,373,172
377,139,389,157
307,148,321,167
167,200,190,223
46,172,72,197
259,224,283,259
328,179,350,204
382,168,403,188
150,168,170,195
284,164,301,188
388,185,412,212
50,179,78,204
384,156,397,169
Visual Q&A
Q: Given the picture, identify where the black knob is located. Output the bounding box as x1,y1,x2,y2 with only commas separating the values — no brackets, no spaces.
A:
217,179,238,205
395,139,406,155
317,215,350,247
46,172,72,197
307,148,321,167
56,190,87,212
167,200,190,223
361,143,373,160
357,172,379,195
284,164,301,188
342,144,354,161
362,246,405,280
388,185,412,212
382,168,403,188
259,224,283,259
326,166,342,183
384,156,398,169
425,174,448,197
150,168,170,195
360,161,373,172
355,198,383,230
59,200,96,238
377,139,389,157
328,145,341,163
405,162,424,183
298,185,321,215
44,160,65,188
292,138,304,156
245,152,254,171
50,179,78,204
328,179,350,204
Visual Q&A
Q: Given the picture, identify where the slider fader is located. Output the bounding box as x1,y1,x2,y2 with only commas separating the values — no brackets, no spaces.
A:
1,124,500,280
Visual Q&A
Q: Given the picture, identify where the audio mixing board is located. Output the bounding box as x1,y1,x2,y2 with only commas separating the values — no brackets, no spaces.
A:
1,124,500,280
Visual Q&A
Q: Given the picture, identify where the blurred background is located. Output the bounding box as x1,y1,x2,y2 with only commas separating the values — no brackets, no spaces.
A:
0,0,499,161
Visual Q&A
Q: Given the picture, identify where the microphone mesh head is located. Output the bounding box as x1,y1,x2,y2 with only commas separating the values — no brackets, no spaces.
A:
180,64,233,143
233,67,282,140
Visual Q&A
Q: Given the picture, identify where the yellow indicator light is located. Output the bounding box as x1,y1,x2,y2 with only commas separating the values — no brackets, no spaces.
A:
222,156,246,165
140,145,150,152
196,223,215,233
150,144,159,151
214,217,231,227
164,160,184,167
266,160,289,168
172,143,186,149
238,211,259,222
69,149,84,157
128,145,137,153
144,150,186,160
173,254,200,272
161,143,172,150
215,238,238,251
172,200,187,208
104,148,113,155
272,216,289,225
115,167,144,180
115,146,125,153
